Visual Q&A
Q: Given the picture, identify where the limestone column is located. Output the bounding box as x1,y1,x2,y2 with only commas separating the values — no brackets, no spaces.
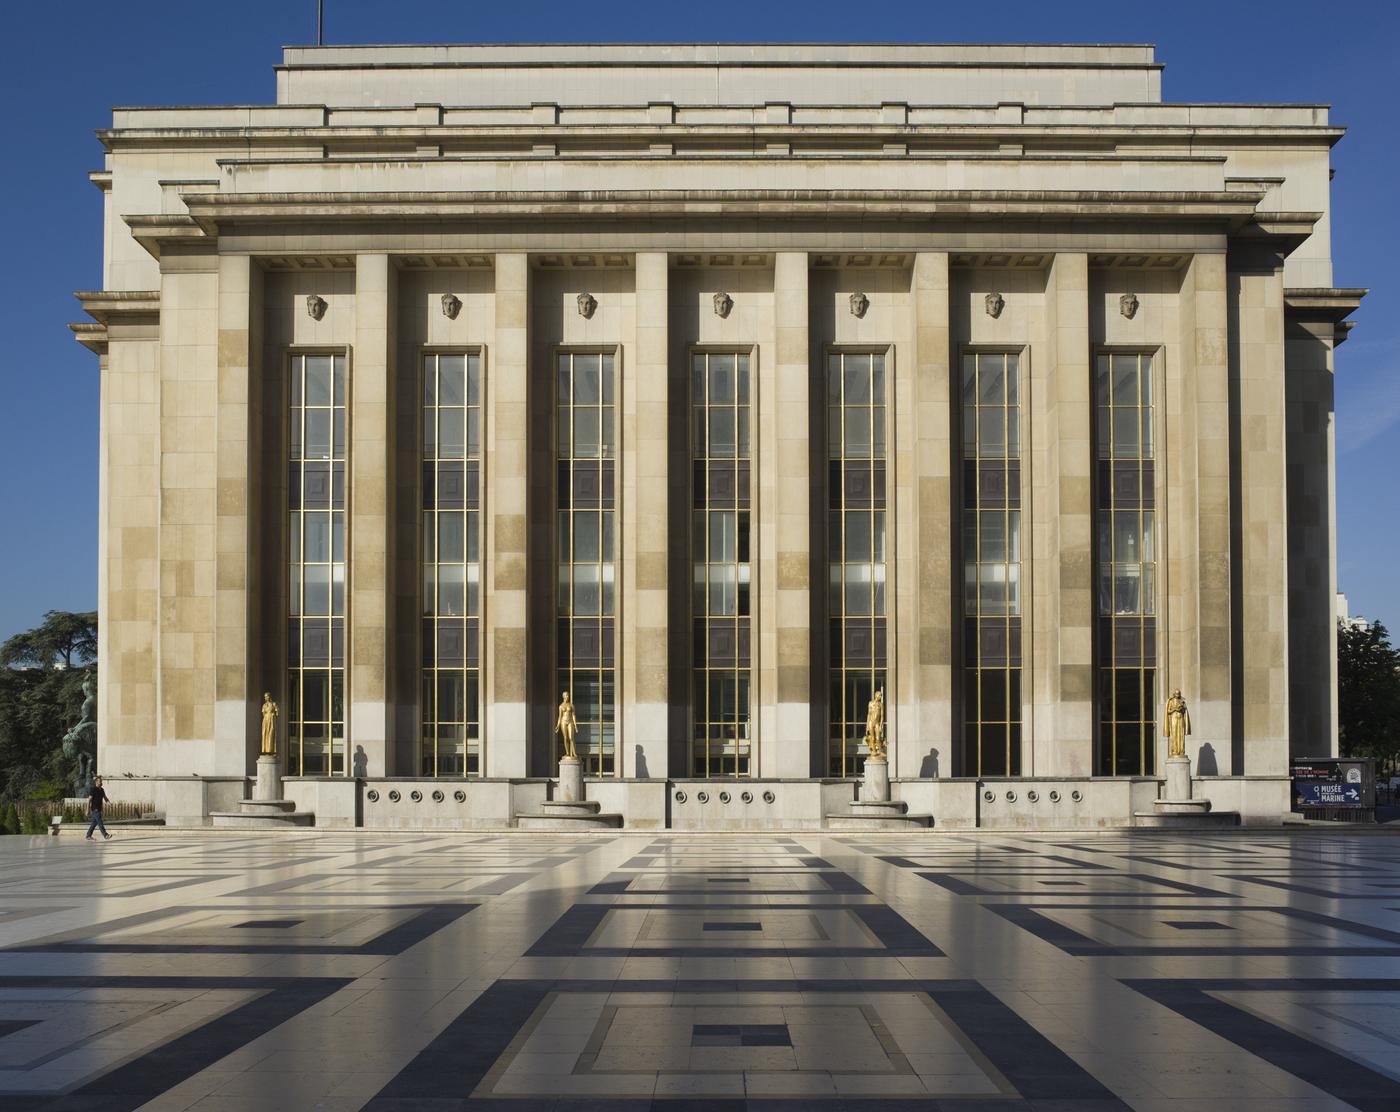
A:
766,252,812,776
485,253,529,776
1030,253,1093,775
213,255,262,773
1229,254,1290,775
1285,308,1344,756
92,296,161,778
1168,254,1233,771
348,254,395,776
621,253,669,777
894,253,953,778
157,256,221,774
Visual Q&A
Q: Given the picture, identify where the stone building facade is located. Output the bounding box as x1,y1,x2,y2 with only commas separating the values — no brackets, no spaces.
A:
73,44,1363,828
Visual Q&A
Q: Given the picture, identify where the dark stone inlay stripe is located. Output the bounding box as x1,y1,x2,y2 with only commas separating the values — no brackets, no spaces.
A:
918,870,1231,898
367,980,551,1104
1124,980,1400,1112
0,976,349,1112
8,903,477,957
363,978,1127,1110
927,985,1128,1104
987,903,1400,957
692,1022,792,1047
702,921,762,931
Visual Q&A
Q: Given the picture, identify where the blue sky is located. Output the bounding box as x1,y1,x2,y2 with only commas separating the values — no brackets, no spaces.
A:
0,0,1394,642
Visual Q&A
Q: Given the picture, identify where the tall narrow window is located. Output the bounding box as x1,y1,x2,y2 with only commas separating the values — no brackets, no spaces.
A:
961,352,1022,776
287,352,346,776
827,351,888,777
1095,352,1157,775
557,351,617,776
421,352,483,776
692,352,753,776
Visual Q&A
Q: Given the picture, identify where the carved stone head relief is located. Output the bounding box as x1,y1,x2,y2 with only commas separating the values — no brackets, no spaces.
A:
713,291,733,319
577,292,597,319
306,294,327,321
441,293,462,320
1120,292,1140,320
849,291,869,319
985,291,1005,319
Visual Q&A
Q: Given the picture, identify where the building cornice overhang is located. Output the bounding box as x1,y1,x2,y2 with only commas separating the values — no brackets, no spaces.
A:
178,187,1267,226
1284,286,1366,346
69,290,161,356
95,123,1347,151
113,189,1313,261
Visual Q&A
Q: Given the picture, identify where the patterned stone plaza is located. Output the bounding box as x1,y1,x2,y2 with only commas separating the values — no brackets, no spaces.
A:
1,829,1398,1110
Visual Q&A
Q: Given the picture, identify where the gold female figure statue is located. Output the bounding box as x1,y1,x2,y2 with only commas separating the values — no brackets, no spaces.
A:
863,688,887,761
259,692,278,757
555,691,579,761
1164,689,1191,759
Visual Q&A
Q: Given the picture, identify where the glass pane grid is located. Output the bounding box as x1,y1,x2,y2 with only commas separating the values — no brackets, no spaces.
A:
1095,352,1157,776
421,353,483,777
557,352,617,776
827,352,887,777
961,352,1022,778
692,352,753,777
288,353,347,776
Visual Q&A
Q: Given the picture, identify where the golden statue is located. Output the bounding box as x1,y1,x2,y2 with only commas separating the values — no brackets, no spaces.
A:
259,692,278,757
1164,689,1191,759
863,688,887,761
555,691,579,761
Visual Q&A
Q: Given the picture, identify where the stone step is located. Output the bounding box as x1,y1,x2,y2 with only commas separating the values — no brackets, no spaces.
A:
851,800,910,816
209,810,316,829
515,810,623,830
239,799,297,815
1133,810,1240,829
539,800,603,816
825,811,933,830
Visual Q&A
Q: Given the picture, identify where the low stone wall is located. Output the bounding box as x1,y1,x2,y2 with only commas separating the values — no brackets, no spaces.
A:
102,776,248,827
344,778,551,829
667,779,857,830
104,771,1294,830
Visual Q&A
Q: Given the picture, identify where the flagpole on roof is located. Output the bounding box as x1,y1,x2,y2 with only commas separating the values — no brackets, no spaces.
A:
317,0,324,46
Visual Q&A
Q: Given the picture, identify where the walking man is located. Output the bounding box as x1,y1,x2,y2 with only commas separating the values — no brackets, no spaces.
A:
85,776,111,840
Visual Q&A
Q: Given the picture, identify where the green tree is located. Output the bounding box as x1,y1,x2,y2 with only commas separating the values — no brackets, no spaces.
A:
1338,620,1400,773
1,610,97,670
0,611,97,803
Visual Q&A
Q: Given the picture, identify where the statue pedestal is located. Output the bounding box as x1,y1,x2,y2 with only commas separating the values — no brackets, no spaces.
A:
862,757,890,803
210,754,314,828
516,755,621,829
827,758,932,829
558,757,583,803
254,756,281,802
1135,754,1239,828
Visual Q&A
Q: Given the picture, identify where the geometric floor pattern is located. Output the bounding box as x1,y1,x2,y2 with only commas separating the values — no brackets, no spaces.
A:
1,830,1398,1110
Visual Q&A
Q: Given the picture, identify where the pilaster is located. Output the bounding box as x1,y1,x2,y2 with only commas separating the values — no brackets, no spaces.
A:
764,251,812,776
213,255,262,774
622,252,670,777
1229,254,1290,775
896,253,953,777
156,253,222,774
348,254,395,776
1171,253,1233,771
485,253,530,776
1031,253,1093,775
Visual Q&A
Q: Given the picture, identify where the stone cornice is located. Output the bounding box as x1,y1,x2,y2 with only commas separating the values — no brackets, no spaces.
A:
179,188,1267,227
73,289,161,325
1284,286,1366,346
70,290,161,356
